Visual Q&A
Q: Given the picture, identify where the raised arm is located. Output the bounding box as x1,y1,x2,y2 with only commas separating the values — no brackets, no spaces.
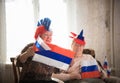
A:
16,43,34,66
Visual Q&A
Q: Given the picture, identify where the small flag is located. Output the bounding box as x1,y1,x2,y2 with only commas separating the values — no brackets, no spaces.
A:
103,56,108,69
107,69,111,77
81,55,100,79
32,37,74,70
103,56,111,77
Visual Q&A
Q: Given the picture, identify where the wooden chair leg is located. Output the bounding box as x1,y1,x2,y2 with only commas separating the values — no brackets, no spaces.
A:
10,58,19,83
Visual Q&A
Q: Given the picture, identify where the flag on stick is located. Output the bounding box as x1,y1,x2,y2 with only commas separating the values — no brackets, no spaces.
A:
81,55,100,79
103,56,111,77
32,37,74,70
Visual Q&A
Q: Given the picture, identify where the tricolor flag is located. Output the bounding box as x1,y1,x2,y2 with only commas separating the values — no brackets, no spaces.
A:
81,55,100,79
32,37,74,70
106,69,111,77
103,56,108,69
103,56,111,77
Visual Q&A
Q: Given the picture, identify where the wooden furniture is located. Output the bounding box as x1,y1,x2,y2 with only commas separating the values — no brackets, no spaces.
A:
10,57,21,83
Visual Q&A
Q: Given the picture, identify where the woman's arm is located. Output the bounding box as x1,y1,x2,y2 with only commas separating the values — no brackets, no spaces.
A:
52,61,81,81
18,46,35,63
52,72,81,81
17,43,34,64
52,73,71,81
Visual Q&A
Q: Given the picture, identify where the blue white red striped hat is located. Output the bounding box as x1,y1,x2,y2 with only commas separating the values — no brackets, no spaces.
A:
70,29,86,45
34,17,51,39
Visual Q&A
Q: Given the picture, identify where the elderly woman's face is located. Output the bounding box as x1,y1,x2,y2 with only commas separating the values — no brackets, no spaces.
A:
71,41,84,53
40,31,52,43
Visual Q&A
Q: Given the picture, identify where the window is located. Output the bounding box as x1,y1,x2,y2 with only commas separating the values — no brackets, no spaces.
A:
6,0,35,63
39,0,69,48
6,0,69,64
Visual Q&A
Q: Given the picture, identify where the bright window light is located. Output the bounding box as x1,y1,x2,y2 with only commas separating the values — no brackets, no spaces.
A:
5,0,70,64
5,0,35,64
39,0,70,48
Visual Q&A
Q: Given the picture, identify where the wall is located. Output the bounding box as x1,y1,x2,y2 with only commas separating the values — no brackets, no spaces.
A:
66,0,120,77
113,0,120,77
67,0,111,65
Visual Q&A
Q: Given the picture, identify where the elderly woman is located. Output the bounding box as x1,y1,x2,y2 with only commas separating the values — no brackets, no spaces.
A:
65,30,106,83
17,18,59,83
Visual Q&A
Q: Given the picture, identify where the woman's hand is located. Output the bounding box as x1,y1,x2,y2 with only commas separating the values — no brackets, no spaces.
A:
26,46,35,57
67,59,81,73
68,63,81,79
69,66,81,79
19,46,35,63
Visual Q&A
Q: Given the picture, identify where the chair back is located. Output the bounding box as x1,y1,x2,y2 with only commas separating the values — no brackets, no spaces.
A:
10,57,22,83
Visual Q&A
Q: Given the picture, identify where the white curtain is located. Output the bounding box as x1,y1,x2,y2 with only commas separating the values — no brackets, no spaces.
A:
1,0,36,82
6,0,35,63
0,0,6,83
